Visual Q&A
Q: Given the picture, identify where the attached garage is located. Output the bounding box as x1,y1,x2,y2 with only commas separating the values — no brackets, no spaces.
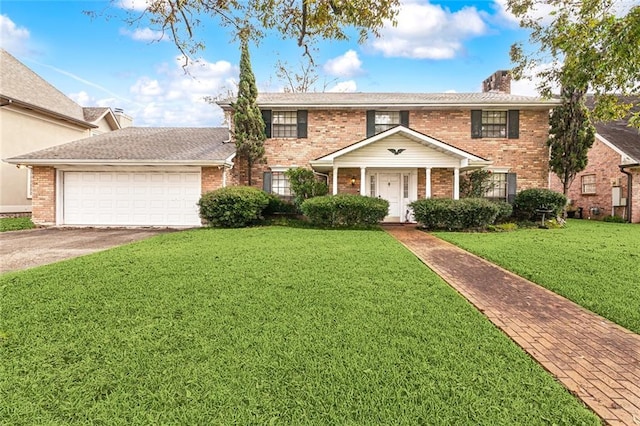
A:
6,127,235,227
62,171,202,226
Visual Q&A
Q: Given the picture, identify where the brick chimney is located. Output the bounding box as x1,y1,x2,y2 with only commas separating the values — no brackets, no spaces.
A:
482,70,511,94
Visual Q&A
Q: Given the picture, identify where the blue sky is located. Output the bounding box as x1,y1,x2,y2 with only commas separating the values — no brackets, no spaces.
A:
2,0,542,127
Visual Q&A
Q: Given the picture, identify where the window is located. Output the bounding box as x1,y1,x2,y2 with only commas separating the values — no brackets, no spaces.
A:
370,175,376,198
375,111,401,134
26,167,32,199
271,171,291,196
485,172,507,200
262,110,307,139
403,175,409,198
366,110,409,137
482,111,507,138
582,174,596,194
272,111,298,138
471,110,519,139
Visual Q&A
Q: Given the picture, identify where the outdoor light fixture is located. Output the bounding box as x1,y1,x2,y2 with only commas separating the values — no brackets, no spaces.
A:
351,176,356,186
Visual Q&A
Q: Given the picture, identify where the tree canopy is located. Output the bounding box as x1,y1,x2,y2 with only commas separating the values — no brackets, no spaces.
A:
118,0,399,63
507,0,640,126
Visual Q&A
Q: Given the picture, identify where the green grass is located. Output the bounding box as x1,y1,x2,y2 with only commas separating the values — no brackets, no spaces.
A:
0,227,598,425
435,219,640,334
0,216,34,232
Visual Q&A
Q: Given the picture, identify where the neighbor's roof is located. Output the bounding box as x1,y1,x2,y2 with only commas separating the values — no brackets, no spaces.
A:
217,92,561,109
589,96,640,163
6,127,235,166
0,49,94,128
83,107,111,123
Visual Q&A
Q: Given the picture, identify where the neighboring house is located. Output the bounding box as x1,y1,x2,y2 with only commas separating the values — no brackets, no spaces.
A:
550,97,640,223
6,71,560,227
0,49,127,214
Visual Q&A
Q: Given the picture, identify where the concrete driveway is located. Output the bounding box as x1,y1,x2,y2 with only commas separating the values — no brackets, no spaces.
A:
1,227,177,274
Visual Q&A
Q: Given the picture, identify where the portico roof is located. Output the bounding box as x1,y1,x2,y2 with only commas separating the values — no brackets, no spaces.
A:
309,126,492,172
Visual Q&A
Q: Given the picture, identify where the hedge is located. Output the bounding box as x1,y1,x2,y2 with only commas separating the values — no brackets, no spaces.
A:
513,188,567,221
198,186,269,228
410,198,501,230
301,194,389,227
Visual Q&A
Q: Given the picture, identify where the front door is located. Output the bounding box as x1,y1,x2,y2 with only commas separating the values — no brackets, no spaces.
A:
378,173,401,222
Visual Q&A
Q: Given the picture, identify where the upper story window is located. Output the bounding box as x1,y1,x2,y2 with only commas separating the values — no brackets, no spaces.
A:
261,110,308,139
582,174,596,194
471,110,519,139
272,111,298,138
366,110,409,137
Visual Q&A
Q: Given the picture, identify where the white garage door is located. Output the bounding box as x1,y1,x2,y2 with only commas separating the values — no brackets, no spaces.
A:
63,171,201,226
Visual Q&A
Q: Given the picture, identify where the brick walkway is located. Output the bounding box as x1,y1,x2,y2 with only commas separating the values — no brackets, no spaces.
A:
385,225,640,426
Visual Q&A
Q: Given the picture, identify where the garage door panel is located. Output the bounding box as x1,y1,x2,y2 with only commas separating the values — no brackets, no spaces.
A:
64,171,201,226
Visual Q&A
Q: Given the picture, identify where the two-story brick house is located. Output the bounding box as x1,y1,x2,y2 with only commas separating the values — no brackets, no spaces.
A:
218,74,559,222
6,71,560,226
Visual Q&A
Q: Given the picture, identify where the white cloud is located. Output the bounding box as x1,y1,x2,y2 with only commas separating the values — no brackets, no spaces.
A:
117,0,152,11
120,27,166,42
327,80,357,93
323,50,363,78
510,63,561,97
68,90,93,106
0,14,30,55
122,55,237,126
371,0,487,59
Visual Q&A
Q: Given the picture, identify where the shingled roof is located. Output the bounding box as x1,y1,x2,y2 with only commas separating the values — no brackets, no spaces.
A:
6,127,235,165
0,49,93,128
218,92,560,109
591,96,640,163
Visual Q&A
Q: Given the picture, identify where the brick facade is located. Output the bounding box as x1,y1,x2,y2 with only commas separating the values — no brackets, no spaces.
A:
201,166,226,193
31,166,56,225
550,138,632,220
235,108,551,193
630,168,640,223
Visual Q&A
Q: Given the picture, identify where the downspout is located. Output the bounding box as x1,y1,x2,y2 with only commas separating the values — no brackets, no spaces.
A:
619,164,637,223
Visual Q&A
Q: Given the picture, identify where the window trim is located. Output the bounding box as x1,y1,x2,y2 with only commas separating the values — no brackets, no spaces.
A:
471,109,519,139
581,174,597,195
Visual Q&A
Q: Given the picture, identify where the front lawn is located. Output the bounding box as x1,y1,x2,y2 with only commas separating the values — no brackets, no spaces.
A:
0,216,34,232
435,219,640,334
1,227,598,424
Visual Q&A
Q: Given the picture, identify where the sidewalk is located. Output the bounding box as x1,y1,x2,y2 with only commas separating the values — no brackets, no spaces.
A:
385,225,640,426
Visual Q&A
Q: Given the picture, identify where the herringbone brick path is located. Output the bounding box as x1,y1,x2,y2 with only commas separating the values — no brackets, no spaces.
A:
385,225,640,426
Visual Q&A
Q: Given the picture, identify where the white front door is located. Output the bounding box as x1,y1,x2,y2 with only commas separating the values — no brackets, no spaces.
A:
378,172,401,221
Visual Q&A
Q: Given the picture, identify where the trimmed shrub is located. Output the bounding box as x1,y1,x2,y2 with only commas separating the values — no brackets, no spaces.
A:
263,194,298,216
410,197,501,230
494,201,514,223
285,168,329,208
513,188,567,221
198,186,269,228
301,194,389,227
603,215,626,223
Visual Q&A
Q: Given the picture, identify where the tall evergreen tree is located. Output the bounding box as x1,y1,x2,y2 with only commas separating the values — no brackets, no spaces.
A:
548,87,596,196
232,38,265,186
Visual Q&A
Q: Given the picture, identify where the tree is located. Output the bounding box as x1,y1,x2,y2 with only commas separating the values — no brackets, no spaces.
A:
459,170,495,198
507,0,640,127
548,87,596,196
113,0,399,64
232,38,265,186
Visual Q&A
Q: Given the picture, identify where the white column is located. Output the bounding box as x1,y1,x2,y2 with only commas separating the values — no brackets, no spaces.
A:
360,167,366,195
332,166,338,195
425,167,432,199
453,167,460,200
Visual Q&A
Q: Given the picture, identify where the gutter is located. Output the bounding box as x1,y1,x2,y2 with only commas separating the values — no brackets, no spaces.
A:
3,158,235,168
619,163,639,223
218,101,561,111
0,96,97,129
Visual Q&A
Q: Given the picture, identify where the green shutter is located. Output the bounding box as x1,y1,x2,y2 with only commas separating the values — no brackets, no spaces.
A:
297,110,308,138
471,110,482,139
508,110,519,139
366,110,376,137
261,110,272,138
263,171,272,193
507,173,517,204
400,111,409,128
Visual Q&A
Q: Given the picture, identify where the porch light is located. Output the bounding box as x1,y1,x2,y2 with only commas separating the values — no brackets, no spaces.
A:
351,176,356,186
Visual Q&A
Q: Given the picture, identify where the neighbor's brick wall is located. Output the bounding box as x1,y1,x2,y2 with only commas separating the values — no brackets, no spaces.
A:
31,166,56,225
233,109,551,193
550,138,629,220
